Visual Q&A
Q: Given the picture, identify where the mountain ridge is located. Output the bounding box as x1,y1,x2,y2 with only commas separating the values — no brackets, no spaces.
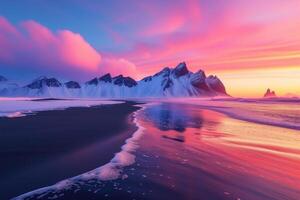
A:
0,62,228,98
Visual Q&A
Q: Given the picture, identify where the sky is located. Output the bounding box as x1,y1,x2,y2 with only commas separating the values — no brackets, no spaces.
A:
0,0,299,97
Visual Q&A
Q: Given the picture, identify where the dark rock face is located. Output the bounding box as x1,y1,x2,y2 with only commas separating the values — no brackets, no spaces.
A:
99,73,112,83
206,75,227,94
86,74,112,85
190,70,209,91
113,75,137,87
65,81,81,89
154,67,171,77
113,75,124,86
172,62,189,78
141,76,152,82
0,75,7,82
27,77,62,89
86,78,99,85
162,78,173,91
123,77,137,87
264,88,276,98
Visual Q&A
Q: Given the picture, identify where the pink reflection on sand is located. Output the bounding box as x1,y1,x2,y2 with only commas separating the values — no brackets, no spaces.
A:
138,103,300,199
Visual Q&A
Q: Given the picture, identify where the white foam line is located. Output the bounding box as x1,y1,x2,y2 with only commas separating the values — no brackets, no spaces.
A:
0,99,122,118
13,105,146,200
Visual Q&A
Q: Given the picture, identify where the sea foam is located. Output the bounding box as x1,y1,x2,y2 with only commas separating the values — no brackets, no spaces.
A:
13,105,145,200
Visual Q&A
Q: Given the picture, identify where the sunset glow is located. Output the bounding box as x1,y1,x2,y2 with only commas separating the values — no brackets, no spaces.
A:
0,0,299,97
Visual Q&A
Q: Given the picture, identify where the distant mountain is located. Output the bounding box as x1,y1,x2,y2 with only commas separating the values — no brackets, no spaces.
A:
65,81,81,89
264,88,277,98
0,75,20,96
0,62,228,98
0,75,8,82
26,76,62,89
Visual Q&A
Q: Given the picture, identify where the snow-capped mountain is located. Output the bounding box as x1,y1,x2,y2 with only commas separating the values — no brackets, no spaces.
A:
0,62,228,98
0,75,20,96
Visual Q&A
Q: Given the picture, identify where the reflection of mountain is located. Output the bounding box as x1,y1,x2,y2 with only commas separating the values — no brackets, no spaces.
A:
144,103,204,132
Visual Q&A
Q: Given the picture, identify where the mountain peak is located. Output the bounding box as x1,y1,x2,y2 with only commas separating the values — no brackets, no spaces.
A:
172,62,189,77
65,81,81,89
27,77,62,89
141,76,152,82
99,73,112,83
154,67,170,77
264,88,276,98
86,77,99,85
113,75,123,79
113,75,137,87
206,75,227,94
190,70,209,90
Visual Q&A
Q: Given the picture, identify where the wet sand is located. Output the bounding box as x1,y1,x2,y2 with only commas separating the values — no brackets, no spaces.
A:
18,102,300,200
5,101,300,200
0,101,140,199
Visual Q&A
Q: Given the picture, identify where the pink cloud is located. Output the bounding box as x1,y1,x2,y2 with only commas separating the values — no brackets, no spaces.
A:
141,14,185,37
104,27,124,44
0,17,102,80
0,17,20,62
139,0,201,37
0,17,19,36
2,0,300,84
114,0,300,76
99,55,137,77
58,30,102,71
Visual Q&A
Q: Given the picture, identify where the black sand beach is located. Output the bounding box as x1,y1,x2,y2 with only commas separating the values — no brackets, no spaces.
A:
17,102,300,200
0,101,140,199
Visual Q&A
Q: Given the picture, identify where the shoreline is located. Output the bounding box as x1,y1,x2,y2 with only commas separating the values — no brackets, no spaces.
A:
14,104,146,200
0,101,141,199
150,99,300,131
8,101,300,200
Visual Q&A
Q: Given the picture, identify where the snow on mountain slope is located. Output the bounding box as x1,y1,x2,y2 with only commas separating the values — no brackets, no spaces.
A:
0,62,228,98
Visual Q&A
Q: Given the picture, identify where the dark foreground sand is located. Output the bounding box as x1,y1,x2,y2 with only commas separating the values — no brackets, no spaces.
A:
0,101,140,199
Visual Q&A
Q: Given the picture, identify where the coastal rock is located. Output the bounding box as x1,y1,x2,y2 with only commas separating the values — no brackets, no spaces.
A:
264,88,277,98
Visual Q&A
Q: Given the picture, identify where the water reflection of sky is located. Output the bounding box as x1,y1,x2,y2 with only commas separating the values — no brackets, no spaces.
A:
136,102,300,200
143,103,225,143
144,103,207,132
